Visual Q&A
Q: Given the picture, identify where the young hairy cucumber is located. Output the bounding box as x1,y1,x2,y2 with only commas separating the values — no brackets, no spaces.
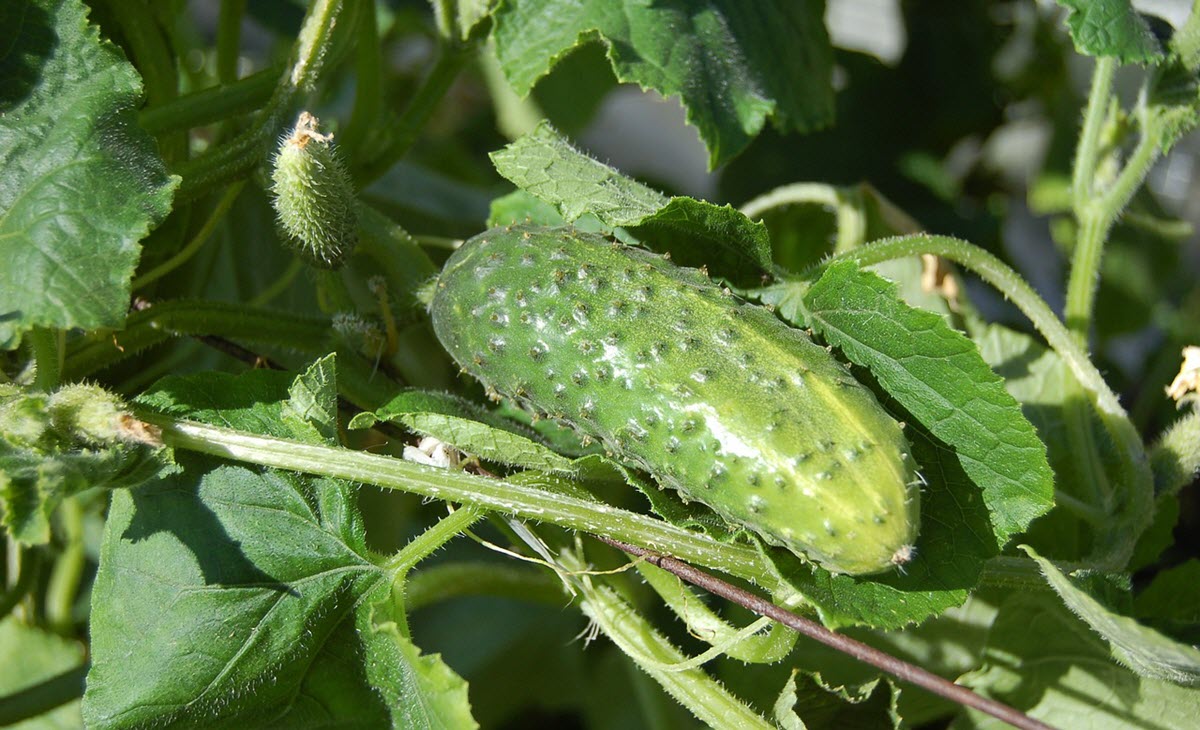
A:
430,226,920,575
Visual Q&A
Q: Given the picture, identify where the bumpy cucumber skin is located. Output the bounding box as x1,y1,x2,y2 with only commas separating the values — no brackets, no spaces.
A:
431,226,919,575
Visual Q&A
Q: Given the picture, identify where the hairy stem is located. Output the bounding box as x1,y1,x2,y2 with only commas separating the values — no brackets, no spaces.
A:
339,0,382,157
599,538,1055,730
30,327,62,391
216,0,247,84
562,549,774,729
63,300,331,380
139,66,281,134
45,498,86,634
134,412,769,582
1071,57,1116,212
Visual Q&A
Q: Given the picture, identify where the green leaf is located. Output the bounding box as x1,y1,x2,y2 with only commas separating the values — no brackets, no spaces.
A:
358,584,479,729
350,388,581,475
281,355,340,445
970,321,1148,566
489,122,669,223
490,122,773,283
0,617,86,729
0,0,178,348
1053,0,1163,64
1148,7,1200,176
958,591,1200,729
773,671,899,730
82,454,385,728
456,0,497,40
85,368,477,728
1023,546,1200,687
1135,560,1200,646
803,261,1054,545
491,0,833,166
487,189,567,228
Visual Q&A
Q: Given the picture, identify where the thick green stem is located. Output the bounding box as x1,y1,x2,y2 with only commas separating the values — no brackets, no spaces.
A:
176,0,346,200
383,507,484,638
62,301,332,380
1066,60,1165,343
216,0,247,84
135,412,769,583
30,328,62,391
339,0,382,157
45,498,86,634
139,67,280,134
563,551,774,729
354,42,473,185
385,507,484,575
1071,57,1116,211
0,547,39,621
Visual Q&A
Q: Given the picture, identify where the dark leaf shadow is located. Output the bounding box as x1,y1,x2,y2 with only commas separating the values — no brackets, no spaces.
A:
122,452,295,595
0,1,56,112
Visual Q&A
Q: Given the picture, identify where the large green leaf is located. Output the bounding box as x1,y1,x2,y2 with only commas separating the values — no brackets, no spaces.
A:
0,0,178,348
802,262,1055,545
83,366,477,728
490,123,773,284
491,0,833,167
957,592,1200,729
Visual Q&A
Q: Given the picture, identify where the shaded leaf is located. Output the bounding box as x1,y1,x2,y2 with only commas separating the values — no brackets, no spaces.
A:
957,591,1200,729
84,367,477,728
1024,546,1200,687
491,0,833,167
0,0,178,348
490,123,772,284
1135,560,1200,646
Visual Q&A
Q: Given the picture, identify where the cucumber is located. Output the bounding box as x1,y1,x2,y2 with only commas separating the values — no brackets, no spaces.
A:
430,226,919,575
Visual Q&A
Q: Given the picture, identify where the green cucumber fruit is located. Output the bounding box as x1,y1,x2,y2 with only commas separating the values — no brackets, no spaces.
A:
270,112,357,269
430,226,919,575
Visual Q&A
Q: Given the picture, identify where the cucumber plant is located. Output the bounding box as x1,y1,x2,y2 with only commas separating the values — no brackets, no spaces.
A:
2,1,1200,729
